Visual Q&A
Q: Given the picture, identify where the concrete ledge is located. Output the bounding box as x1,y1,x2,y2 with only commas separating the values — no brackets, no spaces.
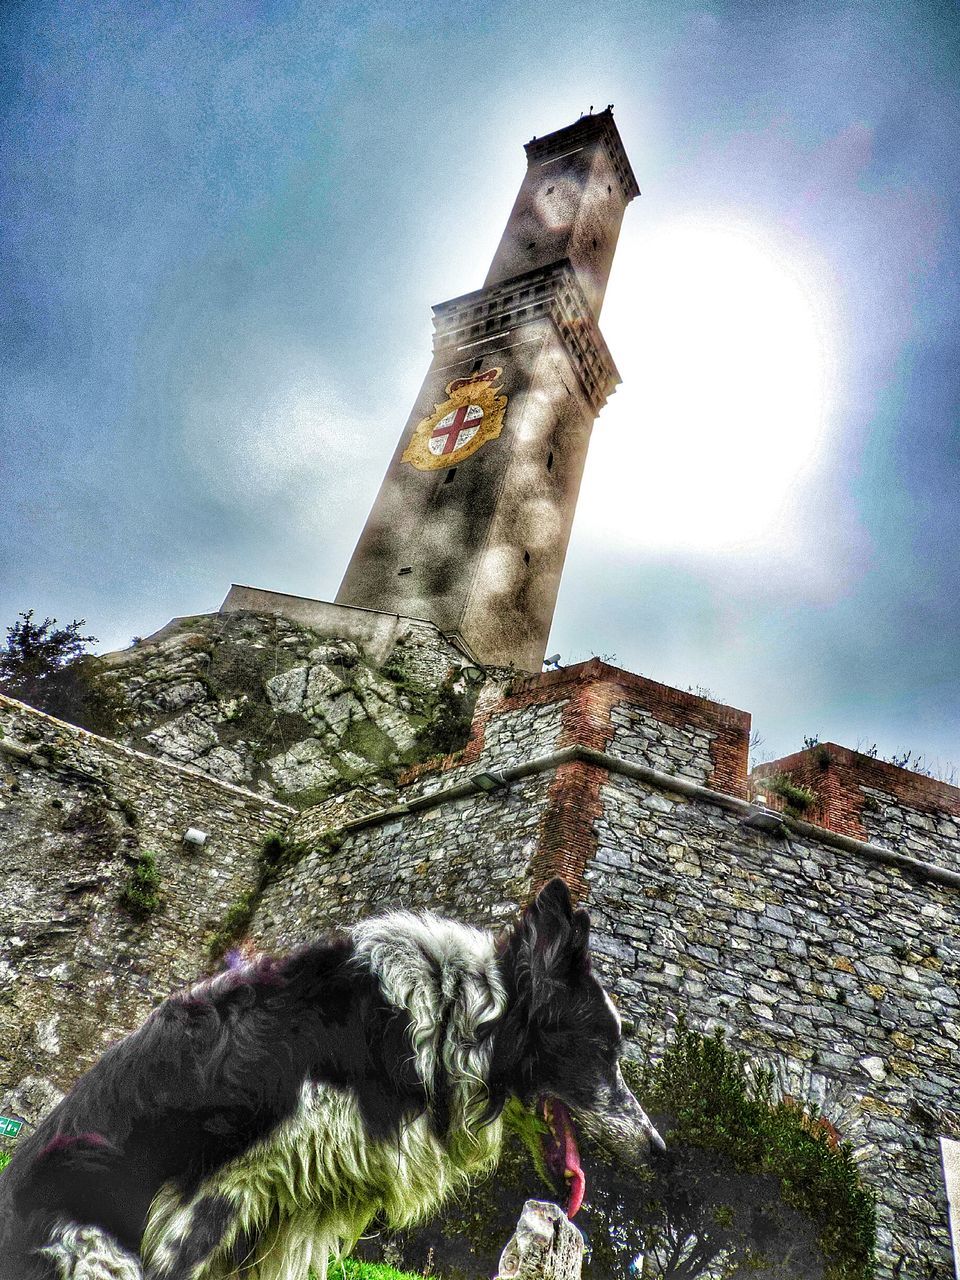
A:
219,585,434,666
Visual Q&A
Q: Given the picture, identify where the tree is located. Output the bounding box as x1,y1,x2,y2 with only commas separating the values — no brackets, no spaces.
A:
0,610,121,736
0,611,97,697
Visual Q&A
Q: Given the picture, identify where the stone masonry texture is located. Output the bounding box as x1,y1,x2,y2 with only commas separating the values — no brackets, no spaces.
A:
0,693,291,1128
2,640,959,1276
754,743,960,874
254,661,956,1276
95,610,468,803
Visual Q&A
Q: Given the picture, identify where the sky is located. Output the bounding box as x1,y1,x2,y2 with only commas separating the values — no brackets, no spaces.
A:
2,0,959,771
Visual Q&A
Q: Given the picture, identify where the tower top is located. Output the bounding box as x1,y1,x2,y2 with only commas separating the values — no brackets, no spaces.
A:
337,109,639,670
524,108,640,204
483,106,638,318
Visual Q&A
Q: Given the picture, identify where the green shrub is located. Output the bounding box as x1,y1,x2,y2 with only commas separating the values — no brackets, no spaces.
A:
624,1017,876,1278
206,890,260,960
762,771,819,816
118,851,162,920
207,832,323,960
409,675,476,763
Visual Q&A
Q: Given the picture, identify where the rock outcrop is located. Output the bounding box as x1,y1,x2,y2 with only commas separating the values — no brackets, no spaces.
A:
98,612,479,805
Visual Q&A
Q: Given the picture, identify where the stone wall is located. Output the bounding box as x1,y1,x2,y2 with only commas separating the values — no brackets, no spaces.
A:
3,646,958,1274
587,772,959,1275
252,661,956,1275
254,775,546,949
0,694,291,1129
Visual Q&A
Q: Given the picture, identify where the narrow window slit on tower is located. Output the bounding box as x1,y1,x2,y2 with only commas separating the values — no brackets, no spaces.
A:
527,241,535,250
471,358,483,372
546,185,554,194
523,551,531,565
444,468,457,484
397,566,412,576
547,451,554,472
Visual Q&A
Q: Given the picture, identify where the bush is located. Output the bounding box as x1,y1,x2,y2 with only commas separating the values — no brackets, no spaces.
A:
763,772,819,817
118,852,163,920
207,832,320,960
620,1018,876,1278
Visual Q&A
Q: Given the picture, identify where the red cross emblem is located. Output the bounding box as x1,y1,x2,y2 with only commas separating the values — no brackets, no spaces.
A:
430,403,484,456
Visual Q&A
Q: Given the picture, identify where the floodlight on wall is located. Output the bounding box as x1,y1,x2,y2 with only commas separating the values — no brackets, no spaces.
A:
183,827,208,849
739,808,786,837
460,663,486,684
471,770,508,794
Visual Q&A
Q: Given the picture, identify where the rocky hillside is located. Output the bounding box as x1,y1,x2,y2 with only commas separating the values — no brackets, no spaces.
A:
98,612,479,805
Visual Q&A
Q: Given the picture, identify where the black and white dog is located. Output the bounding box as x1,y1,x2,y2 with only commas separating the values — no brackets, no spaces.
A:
0,879,663,1280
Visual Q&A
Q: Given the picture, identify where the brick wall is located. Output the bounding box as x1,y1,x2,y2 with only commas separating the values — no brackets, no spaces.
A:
753,743,960,872
398,660,750,895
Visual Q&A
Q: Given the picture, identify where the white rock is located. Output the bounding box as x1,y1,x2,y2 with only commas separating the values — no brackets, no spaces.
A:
156,681,207,712
304,664,346,710
860,1055,887,1082
266,666,309,713
146,713,219,762
204,746,250,785
270,739,341,794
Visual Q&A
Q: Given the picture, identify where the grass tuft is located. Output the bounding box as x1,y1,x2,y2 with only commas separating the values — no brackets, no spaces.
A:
327,1261,424,1280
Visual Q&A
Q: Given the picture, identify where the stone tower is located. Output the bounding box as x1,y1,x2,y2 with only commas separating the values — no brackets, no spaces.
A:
336,109,639,671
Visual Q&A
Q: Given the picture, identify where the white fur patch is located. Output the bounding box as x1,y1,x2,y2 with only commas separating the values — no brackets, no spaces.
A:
145,1081,504,1279
604,990,623,1035
42,1223,142,1280
352,910,506,1120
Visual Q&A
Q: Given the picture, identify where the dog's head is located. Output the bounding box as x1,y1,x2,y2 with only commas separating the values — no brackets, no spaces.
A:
495,878,664,1216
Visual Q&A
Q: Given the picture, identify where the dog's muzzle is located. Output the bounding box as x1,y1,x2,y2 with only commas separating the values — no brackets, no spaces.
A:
571,1067,666,1166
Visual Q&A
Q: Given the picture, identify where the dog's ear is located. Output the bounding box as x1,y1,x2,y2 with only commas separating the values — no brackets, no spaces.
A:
513,878,591,1010
533,877,574,919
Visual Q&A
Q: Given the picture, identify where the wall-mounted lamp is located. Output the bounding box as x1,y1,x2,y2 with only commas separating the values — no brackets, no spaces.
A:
739,808,786,837
460,663,486,684
471,770,507,794
183,827,208,849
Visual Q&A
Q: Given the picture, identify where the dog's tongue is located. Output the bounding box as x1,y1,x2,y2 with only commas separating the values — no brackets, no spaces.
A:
552,1100,585,1218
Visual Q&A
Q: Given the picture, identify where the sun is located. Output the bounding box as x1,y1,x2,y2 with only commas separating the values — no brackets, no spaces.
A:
580,219,837,559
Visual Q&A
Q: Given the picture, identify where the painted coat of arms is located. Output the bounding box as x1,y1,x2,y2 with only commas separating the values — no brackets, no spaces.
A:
402,368,508,471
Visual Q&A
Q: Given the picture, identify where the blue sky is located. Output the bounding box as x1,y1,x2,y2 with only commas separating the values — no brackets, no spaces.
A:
2,0,959,770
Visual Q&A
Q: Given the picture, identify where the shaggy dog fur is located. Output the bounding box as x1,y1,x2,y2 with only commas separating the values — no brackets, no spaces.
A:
0,879,663,1280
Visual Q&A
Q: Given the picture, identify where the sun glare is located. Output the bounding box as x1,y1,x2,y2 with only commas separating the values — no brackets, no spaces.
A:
582,221,836,560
